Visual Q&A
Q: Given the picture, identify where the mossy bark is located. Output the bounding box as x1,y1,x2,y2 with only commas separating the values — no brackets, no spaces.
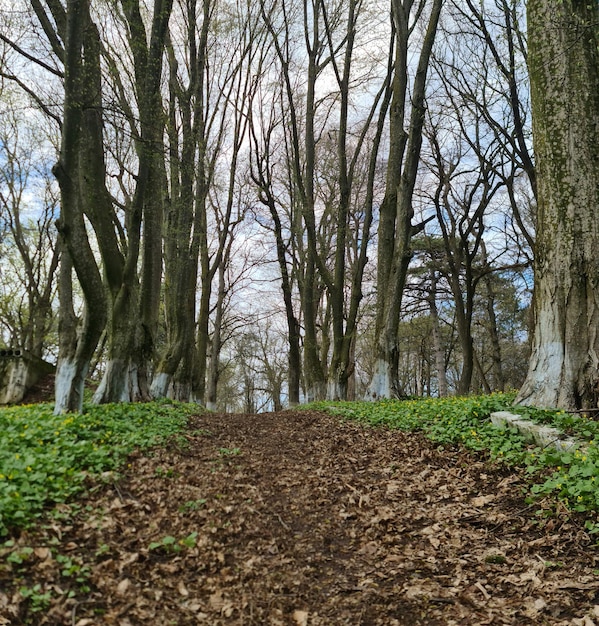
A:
517,0,599,409
53,0,107,413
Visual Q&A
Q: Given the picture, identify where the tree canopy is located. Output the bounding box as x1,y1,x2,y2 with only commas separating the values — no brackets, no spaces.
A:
0,0,595,411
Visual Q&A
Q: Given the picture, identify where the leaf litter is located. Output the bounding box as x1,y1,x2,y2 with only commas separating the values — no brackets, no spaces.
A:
2,409,599,624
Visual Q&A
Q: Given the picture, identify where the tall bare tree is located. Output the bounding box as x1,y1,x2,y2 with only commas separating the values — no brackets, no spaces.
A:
93,0,173,403
0,98,59,358
367,0,442,399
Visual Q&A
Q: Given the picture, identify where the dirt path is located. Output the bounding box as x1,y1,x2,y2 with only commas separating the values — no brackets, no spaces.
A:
3,410,599,625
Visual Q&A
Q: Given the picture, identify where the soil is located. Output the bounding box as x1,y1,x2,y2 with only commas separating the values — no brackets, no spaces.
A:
2,409,599,625
19,374,56,406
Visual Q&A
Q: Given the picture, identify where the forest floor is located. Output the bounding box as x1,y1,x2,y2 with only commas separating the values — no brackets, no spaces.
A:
3,409,599,625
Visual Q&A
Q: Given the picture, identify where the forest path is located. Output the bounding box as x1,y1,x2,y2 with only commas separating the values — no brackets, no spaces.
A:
3,409,599,625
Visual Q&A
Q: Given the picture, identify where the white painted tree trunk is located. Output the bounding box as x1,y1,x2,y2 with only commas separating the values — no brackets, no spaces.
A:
517,302,588,408
0,354,54,404
54,358,86,414
304,382,327,404
93,359,131,404
517,0,599,410
365,358,393,401
172,380,192,403
150,372,172,399
326,379,345,402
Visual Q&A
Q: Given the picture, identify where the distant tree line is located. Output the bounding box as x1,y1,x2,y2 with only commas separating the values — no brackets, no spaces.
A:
0,0,596,412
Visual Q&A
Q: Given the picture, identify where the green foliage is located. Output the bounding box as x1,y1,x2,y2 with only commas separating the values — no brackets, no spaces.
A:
148,531,198,554
155,466,176,478
0,401,198,536
18,584,52,613
178,499,207,514
218,447,241,457
529,446,599,520
5,543,34,565
55,553,91,590
506,406,599,524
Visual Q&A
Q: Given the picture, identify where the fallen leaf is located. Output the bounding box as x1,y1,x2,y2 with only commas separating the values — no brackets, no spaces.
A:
177,581,189,597
209,591,225,610
116,579,131,595
386,481,402,495
292,609,309,626
34,547,51,560
404,585,428,599
474,581,490,600
471,495,495,507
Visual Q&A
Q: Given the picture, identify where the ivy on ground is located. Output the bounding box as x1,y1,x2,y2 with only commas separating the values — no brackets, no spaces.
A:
0,400,198,536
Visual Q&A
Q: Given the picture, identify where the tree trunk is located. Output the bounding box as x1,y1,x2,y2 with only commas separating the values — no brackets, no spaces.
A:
429,272,448,397
53,0,107,413
94,0,172,404
367,0,442,399
484,272,504,392
205,257,226,411
452,271,475,396
517,0,599,410
253,185,302,406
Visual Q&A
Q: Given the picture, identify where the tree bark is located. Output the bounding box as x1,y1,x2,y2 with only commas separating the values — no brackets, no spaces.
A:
94,0,172,403
367,0,443,399
428,271,448,397
205,256,226,411
53,0,107,413
517,0,599,410
483,269,505,392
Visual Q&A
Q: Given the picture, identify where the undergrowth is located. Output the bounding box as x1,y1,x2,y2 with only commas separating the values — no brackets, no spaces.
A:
309,393,599,532
0,400,199,536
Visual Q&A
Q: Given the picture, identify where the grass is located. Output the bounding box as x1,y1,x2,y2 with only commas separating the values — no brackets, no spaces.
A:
309,393,599,532
0,400,199,536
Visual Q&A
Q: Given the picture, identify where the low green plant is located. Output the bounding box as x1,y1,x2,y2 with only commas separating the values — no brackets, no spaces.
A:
19,584,52,613
528,446,599,517
95,543,110,558
0,401,199,535
148,531,198,554
218,447,241,457
484,554,507,564
155,466,176,478
516,407,599,525
55,553,91,586
178,499,207,513
6,544,34,565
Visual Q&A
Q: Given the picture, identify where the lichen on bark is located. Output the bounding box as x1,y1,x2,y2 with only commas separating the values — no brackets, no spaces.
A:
517,0,599,410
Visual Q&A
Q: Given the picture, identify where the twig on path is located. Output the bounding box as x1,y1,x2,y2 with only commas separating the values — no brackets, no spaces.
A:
275,513,291,531
71,599,95,626
489,503,537,532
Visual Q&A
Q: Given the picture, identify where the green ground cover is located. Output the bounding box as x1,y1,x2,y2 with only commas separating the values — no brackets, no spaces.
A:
0,401,197,536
